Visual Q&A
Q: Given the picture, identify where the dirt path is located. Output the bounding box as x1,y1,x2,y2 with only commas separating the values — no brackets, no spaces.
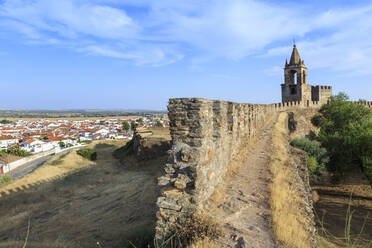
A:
209,116,278,248
8,154,54,180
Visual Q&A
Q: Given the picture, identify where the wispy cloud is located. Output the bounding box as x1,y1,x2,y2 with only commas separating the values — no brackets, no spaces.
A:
1,0,372,73
266,4,372,75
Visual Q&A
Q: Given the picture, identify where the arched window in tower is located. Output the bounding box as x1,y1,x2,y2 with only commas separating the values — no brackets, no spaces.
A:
290,70,297,85
294,72,297,85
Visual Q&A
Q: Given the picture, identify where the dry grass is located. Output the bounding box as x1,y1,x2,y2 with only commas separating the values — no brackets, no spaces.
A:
317,238,341,248
0,147,94,196
176,214,221,243
189,237,219,248
269,112,313,248
0,241,70,248
0,139,166,247
175,214,221,248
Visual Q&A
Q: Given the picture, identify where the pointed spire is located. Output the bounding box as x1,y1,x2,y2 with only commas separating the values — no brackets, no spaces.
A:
285,59,288,66
289,44,301,65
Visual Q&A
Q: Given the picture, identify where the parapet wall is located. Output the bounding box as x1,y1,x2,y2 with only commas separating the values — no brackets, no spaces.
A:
351,101,372,109
155,98,274,240
155,98,371,241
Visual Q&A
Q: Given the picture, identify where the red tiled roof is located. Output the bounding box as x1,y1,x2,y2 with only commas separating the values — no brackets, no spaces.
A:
0,135,17,140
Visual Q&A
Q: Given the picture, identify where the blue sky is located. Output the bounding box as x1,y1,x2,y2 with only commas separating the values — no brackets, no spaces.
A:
0,0,371,110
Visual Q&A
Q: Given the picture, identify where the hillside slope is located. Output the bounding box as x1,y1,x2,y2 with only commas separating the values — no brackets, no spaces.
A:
0,140,165,248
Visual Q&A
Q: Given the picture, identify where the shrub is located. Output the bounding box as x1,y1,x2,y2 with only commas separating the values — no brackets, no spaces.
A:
311,92,372,184
2,146,32,157
76,148,97,161
307,156,318,175
362,157,372,187
0,175,13,185
176,214,221,245
290,137,329,180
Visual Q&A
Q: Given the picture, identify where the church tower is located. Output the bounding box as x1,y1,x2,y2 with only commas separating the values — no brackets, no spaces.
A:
281,45,312,102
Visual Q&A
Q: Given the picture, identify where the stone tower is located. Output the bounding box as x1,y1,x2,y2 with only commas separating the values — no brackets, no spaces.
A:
281,45,312,102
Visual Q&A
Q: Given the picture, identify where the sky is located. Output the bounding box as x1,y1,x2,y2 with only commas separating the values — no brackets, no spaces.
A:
0,0,372,110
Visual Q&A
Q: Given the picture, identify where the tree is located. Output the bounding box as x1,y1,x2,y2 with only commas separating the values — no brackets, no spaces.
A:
58,141,66,148
122,121,130,132
136,118,143,125
155,120,163,128
311,92,372,184
4,146,32,157
131,121,138,131
0,119,12,124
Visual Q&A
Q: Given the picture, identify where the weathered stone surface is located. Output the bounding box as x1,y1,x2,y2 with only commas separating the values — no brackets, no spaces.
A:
158,176,171,186
155,97,321,245
173,174,192,189
155,98,275,241
130,130,171,160
156,197,182,211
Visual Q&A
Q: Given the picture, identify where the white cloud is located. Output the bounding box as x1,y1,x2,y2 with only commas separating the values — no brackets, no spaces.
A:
266,4,372,75
81,44,183,66
1,0,372,73
0,0,139,39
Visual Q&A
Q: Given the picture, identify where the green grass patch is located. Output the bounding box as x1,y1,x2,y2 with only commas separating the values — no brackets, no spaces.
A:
76,148,97,161
0,175,13,185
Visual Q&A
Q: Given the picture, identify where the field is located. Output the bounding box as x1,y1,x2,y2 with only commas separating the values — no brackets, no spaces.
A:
0,139,166,247
313,173,372,247
1,115,144,122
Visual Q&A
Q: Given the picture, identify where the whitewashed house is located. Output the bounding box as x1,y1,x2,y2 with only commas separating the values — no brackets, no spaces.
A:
95,128,109,136
20,139,53,153
0,136,18,149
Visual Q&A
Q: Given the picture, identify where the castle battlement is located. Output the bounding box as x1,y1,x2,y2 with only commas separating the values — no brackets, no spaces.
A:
282,45,332,104
314,85,332,90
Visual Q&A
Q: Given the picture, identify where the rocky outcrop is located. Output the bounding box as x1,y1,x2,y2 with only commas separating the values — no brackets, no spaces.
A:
131,131,171,160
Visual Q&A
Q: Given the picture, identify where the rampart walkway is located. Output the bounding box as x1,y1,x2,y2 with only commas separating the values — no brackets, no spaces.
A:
207,115,277,248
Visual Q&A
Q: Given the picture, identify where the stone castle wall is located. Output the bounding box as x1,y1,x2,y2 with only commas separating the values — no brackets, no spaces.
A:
311,86,332,103
155,98,372,241
155,98,274,240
